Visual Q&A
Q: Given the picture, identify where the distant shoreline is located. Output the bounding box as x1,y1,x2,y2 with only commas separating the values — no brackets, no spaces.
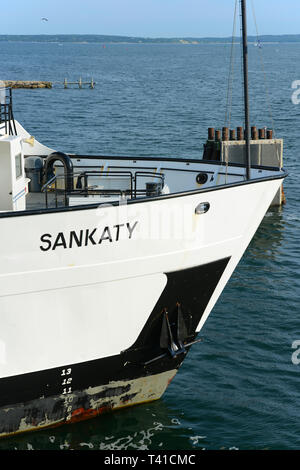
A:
1,34,300,44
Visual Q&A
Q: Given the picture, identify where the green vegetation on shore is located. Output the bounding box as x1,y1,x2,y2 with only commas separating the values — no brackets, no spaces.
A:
1,34,300,44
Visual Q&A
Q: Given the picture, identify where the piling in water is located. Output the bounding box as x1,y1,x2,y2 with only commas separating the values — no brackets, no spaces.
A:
230,129,236,140
251,126,258,140
63,78,95,89
215,130,221,141
202,124,283,206
237,126,244,141
208,128,215,140
222,127,229,141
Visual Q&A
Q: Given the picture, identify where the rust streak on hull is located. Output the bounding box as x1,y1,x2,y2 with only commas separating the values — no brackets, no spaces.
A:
0,369,178,439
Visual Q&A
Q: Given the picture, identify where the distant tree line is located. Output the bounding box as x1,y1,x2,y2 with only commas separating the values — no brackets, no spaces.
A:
1,34,300,44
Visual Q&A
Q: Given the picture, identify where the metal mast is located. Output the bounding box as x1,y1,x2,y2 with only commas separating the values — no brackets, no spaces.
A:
241,0,251,180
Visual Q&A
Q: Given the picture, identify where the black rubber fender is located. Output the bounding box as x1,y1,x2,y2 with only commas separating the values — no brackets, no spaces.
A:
44,151,74,192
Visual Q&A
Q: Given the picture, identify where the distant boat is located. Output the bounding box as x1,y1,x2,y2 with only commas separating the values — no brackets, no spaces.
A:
254,39,262,48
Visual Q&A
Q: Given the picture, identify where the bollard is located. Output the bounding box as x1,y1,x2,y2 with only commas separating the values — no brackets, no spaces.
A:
230,129,236,140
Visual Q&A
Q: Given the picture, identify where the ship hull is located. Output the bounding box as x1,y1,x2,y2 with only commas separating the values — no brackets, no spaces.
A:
0,176,284,437
0,358,180,437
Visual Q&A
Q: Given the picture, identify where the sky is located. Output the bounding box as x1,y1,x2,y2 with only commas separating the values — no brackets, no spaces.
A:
1,0,300,37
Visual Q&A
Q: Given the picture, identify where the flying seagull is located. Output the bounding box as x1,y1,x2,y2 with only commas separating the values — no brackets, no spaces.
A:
41,18,49,22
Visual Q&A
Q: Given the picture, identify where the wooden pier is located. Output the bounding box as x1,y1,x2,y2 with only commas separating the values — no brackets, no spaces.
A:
63,78,95,89
203,125,286,206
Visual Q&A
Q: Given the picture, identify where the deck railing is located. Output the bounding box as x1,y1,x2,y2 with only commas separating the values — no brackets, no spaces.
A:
41,170,165,208
0,86,17,135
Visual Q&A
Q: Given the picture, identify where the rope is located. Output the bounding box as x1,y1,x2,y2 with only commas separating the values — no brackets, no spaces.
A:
250,0,276,135
251,0,281,166
224,0,238,129
224,0,238,183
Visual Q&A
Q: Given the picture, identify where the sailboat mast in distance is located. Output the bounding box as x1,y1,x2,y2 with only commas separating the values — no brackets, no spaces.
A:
241,0,251,180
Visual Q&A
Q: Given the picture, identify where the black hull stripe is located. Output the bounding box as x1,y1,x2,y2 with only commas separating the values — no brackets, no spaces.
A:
0,257,230,436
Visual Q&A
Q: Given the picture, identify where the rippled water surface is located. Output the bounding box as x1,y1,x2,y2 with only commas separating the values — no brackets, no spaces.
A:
0,41,299,450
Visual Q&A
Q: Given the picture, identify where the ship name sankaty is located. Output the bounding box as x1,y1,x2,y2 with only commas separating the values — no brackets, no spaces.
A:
40,221,138,251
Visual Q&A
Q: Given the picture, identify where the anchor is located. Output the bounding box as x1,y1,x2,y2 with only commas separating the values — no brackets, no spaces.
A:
160,305,188,357
143,303,202,367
